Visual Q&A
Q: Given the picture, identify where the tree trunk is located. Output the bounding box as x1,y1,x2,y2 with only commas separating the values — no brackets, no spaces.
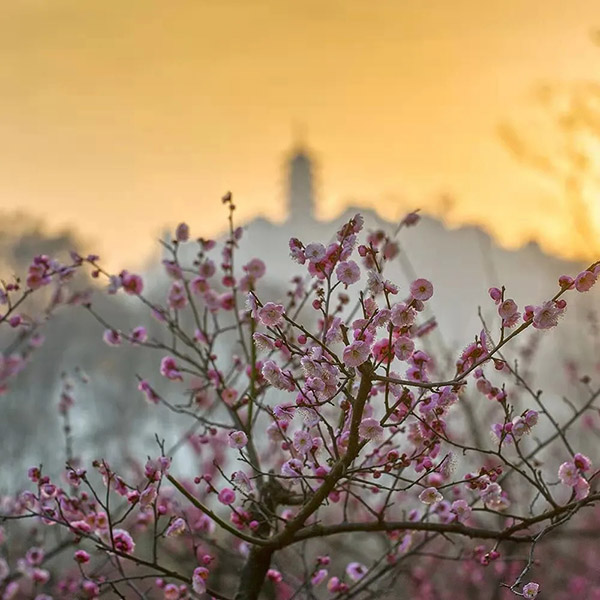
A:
234,546,274,600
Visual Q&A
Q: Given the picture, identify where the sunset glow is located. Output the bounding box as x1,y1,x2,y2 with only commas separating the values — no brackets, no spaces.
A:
1,1,600,271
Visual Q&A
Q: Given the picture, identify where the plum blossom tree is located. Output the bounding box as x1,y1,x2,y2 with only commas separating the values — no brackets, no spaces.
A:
2,195,600,600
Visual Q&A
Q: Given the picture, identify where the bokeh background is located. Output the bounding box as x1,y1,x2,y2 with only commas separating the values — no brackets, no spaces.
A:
2,0,600,272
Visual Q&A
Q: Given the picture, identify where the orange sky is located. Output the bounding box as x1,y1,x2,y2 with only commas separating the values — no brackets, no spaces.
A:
1,1,599,272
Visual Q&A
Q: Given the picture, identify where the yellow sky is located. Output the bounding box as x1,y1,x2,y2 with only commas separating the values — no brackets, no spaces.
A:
1,1,599,272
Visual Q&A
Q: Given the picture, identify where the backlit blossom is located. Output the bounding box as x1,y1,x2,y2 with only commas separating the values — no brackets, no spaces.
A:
346,562,368,581
419,487,443,505
305,243,326,262
230,472,253,495
165,517,186,537
252,332,275,352
523,582,540,598
258,303,285,327
192,566,209,594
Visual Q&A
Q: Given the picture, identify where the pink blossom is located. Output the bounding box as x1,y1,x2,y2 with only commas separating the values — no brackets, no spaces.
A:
574,476,590,500
451,499,472,522
573,453,592,471
130,326,147,343
358,418,384,442
74,550,90,563
305,243,326,262
198,259,216,278
162,260,183,279
498,298,518,320
228,430,248,449
311,569,328,586
289,238,306,264
262,360,294,391
140,485,158,507
346,562,368,581
488,287,502,304
258,303,285,327
390,303,416,328
168,281,188,310
112,529,135,554
419,487,443,505
267,569,283,582
410,278,434,301
221,387,238,405
175,222,190,242
343,340,370,368
26,547,44,566
165,517,186,537
121,272,144,295
103,329,121,346
163,583,179,600
190,276,209,295
523,582,540,598
394,336,414,361
217,488,236,505
558,461,579,486
244,258,266,279
252,332,275,352
336,260,361,286
575,269,597,292
366,271,384,294
532,301,561,330
281,458,303,478
160,357,183,381
232,471,253,492
401,211,420,227
192,566,209,594
293,430,313,455
138,380,160,403
559,275,575,289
